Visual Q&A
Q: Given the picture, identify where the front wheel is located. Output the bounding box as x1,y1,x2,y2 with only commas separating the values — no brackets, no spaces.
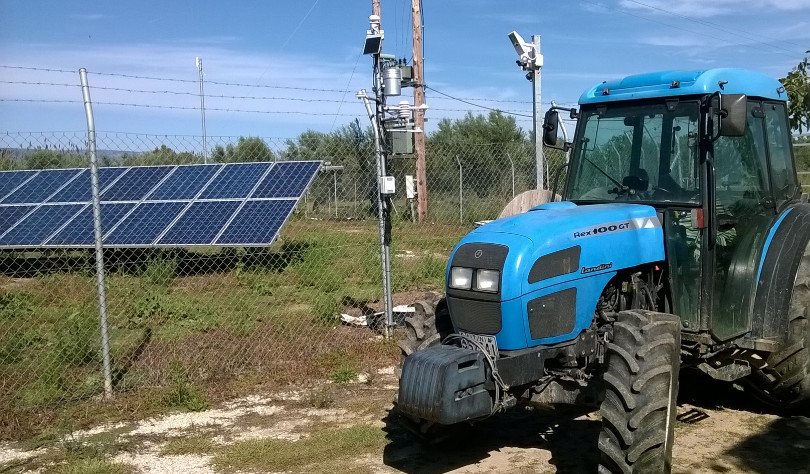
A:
598,310,681,474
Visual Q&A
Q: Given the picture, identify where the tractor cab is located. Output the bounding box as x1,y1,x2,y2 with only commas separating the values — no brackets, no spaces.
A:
544,68,800,343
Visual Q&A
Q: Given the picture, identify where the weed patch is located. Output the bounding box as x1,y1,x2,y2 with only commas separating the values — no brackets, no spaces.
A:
159,434,214,456
161,362,209,412
51,457,136,474
141,257,177,288
212,424,386,472
312,292,341,325
56,309,101,366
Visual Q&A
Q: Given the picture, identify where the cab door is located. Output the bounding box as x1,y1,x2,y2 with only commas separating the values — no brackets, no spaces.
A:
709,100,792,341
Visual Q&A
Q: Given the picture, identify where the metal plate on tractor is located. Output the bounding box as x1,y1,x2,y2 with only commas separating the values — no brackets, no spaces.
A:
459,331,499,360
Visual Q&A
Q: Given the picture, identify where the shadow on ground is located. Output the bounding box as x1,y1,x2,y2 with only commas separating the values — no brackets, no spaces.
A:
678,368,810,474
725,416,810,474
382,404,600,473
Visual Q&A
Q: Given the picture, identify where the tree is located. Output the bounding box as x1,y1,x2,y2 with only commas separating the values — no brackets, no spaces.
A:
212,137,275,163
426,111,530,197
781,52,810,133
122,145,198,166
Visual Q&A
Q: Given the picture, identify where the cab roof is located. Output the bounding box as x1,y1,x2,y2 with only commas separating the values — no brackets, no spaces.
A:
579,68,786,105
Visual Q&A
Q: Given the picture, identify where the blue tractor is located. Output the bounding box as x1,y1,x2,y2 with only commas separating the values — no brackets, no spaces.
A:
397,68,809,473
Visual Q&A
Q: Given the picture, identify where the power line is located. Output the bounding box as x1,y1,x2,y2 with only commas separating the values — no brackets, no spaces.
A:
621,0,808,52
330,51,364,132
0,98,366,116
0,80,365,104
2,67,566,107
578,0,803,57
93,101,365,116
0,65,75,74
256,0,321,84
424,85,533,118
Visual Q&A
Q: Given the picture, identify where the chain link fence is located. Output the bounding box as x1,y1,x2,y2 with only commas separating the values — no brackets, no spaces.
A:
0,130,566,439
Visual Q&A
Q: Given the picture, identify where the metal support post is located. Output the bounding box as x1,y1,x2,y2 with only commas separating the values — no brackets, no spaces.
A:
456,155,463,223
79,68,113,400
506,152,515,198
196,57,208,164
359,86,394,338
532,35,544,190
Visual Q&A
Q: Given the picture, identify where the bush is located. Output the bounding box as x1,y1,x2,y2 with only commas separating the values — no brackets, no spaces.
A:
162,361,208,412
141,257,177,288
312,293,341,325
56,309,100,366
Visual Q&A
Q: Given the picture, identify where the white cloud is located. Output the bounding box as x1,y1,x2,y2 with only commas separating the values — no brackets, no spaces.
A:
69,14,110,21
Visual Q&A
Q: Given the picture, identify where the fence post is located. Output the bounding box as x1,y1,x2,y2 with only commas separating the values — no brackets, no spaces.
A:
456,155,463,224
79,68,113,400
506,151,515,198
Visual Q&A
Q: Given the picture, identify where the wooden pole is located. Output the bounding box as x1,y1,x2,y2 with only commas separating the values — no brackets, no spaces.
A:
372,0,380,16
412,0,428,222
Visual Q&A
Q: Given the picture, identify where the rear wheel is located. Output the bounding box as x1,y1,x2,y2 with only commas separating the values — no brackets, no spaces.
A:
748,243,810,411
598,310,680,474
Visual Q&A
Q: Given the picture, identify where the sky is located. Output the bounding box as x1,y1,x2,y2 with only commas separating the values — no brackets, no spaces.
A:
0,0,808,142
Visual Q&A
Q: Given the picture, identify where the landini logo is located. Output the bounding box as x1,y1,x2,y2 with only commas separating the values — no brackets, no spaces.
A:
581,262,613,274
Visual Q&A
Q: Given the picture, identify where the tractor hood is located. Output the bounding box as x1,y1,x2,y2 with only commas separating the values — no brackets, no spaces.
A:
447,202,665,302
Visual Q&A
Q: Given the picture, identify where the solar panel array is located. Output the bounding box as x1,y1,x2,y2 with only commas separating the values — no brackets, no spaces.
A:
0,161,321,248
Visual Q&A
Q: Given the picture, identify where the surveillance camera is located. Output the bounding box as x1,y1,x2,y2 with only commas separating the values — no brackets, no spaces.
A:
508,31,532,58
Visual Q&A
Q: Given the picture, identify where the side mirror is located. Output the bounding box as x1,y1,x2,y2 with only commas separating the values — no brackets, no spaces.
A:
542,109,559,147
719,94,747,137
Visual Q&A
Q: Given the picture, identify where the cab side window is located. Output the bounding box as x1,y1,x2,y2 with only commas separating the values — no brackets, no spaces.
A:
763,102,798,202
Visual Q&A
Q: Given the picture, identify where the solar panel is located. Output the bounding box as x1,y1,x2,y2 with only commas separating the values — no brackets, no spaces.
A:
48,168,128,203
0,160,320,249
105,201,188,245
147,164,221,201
101,166,173,201
2,169,81,204
0,204,84,247
252,161,321,198
0,170,38,202
157,200,241,245
47,203,135,246
198,162,271,200
215,200,297,245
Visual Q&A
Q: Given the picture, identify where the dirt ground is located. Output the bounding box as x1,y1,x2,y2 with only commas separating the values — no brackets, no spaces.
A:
1,368,808,473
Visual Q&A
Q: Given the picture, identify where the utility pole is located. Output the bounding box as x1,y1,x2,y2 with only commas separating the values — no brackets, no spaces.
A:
412,0,428,221
196,57,208,164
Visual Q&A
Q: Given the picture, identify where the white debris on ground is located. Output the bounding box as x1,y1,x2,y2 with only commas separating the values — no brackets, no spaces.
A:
129,404,283,437
340,304,415,327
0,446,46,467
113,451,215,474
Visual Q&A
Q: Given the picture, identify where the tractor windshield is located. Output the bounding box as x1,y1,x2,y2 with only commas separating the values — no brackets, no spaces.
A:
568,101,700,204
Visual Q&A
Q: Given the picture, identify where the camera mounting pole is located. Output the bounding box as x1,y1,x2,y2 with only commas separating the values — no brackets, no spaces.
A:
508,31,545,190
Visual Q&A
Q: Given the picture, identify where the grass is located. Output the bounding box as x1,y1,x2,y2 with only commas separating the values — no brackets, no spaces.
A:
0,218,468,440
50,458,136,474
160,434,214,456
212,424,386,473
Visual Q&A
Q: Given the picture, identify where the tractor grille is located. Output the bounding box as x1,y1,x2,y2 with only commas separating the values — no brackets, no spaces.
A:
527,288,577,340
447,296,502,335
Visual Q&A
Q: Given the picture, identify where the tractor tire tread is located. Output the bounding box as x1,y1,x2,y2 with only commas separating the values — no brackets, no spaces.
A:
747,246,810,412
598,309,680,474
